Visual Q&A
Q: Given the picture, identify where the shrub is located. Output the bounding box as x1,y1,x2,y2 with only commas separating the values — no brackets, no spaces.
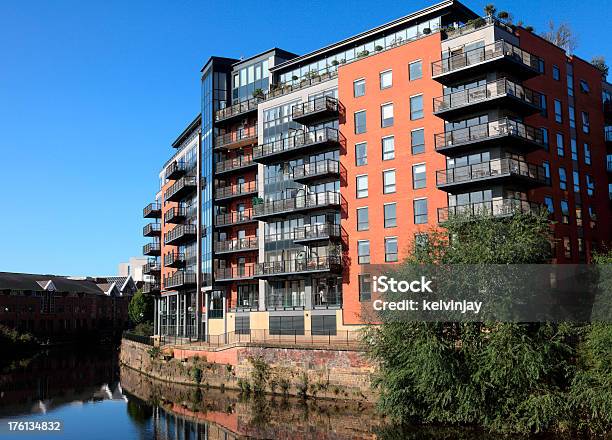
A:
297,373,309,399
249,356,270,394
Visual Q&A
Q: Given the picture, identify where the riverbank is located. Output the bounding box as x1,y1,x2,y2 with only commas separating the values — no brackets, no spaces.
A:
119,338,376,402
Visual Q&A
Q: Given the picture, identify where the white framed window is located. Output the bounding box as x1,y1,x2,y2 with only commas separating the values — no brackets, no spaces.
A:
383,169,396,194
356,174,368,198
353,78,365,97
410,94,424,120
381,102,394,127
380,69,392,89
412,163,426,189
409,60,422,80
382,136,395,160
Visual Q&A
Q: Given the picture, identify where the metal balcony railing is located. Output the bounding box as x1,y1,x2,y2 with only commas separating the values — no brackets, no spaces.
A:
253,127,342,161
214,265,256,281
433,78,542,114
215,237,258,253
163,252,185,268
164,206,187,224
142,282,160,294
164,271,196,289
215,155,254,174
165,161,186,180
253,191,341,218
436,158,549,187
312,289,342,309
215,181,258,200
268,70,338,100
143,223,161,237
214,126,258,150
164,224,197,245
438,198,542,222
215,210,255,227
143,242,161,256
164,176,198,202
215,96,262,122
143,202,161,218
292,159,340,181
431,40,541,78
291,96,339,123
143,258,161,274
234,294,259,311
292,223,343,242
256,256,342,277
434,118,545,151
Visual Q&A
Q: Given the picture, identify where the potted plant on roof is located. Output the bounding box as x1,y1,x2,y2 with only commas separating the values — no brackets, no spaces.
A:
375,45,383,52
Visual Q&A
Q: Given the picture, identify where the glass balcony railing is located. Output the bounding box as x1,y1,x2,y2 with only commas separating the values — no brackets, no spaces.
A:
442,15,514,40
436,158,549,188
253,191,341,218
434,118,545,151
433,78,542,114
432,40,541,78
438,198,542,222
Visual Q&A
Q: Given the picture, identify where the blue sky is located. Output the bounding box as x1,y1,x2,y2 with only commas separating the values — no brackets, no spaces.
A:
0,0,610,276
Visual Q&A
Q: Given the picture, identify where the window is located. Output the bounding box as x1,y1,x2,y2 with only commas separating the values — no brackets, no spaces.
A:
541,127,549,149
384,203,397,228
412,163,426,189
554,99,563,123
571,138,578,161
569,106,576,128
312,315,337,335
383,170,396,194
358,240,370,264
584,143,591,165
538,59,545,73
557,133,564,157
581,112,590,133
269,316,304,335
553,65,560,80
559,167,567,190
409,60,422,80
573,171,580,193
540,95,547,117
358,274,372,301
357,207,369,231
413,198,428,224
544,196,554,214
586,175,594,196
354,110,367,134
385,237,398,262
380,70,392,89
353,79,365,97
410,94,423,120
356,175,368,198
561,200,569,224
563,237,571,259
381,103,394,127
576,204,583,227
543,161,550,180
355,142,367,166
382,136,395,160
411,128,425,154
579,80,590,93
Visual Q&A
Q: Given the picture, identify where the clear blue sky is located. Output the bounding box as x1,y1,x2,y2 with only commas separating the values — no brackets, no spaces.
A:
0,0,609,276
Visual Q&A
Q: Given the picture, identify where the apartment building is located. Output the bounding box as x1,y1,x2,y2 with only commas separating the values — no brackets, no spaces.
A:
144,0,612,340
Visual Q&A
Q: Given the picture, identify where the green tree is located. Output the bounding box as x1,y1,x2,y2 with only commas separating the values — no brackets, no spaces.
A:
128,289,153,325
591,56,609,79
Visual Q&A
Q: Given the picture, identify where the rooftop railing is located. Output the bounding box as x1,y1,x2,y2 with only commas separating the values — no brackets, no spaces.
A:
442,15,514,40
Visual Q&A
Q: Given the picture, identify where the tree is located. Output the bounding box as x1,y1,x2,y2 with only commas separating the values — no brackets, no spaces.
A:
484,4,496,17
128,289,154,325
541,21,578,54
591,56,609,79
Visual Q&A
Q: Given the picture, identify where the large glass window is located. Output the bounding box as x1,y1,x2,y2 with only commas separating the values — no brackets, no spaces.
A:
413,198,428,224
385,237,398,262
383,170,396,194
357,207,369,231
384,203,397,228
581,112,590,133
359,274,371,301
552,65,560,80
409,60,422,80
561,200,569,224
380,70,392,89
353,79,365,97
355,110,367,134
358,240,370,264
382,136,395,160
381,103,394,127
571,138,578,161
554,99,563,123
356,175,368,198
584,143,591,165
410,95,424,120
559,167,567,190
355,142,367,166
411,128,425,154
557,133,565,157
573,170,580,193
586,175,594,196
412,164,426,189
544,196,554,214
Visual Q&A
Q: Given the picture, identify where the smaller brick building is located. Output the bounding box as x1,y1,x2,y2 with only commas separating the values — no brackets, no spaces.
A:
0,272,136,339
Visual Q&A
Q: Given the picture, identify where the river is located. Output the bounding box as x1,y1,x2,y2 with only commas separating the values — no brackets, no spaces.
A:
0,347,552,439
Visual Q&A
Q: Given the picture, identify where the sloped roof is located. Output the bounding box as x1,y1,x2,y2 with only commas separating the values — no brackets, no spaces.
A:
0,272,104,295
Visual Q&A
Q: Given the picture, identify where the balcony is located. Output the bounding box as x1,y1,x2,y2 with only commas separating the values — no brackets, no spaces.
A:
142,282,160,295
215,96,262,123
143,223,161,237
215,237,259,254
143,202,161,219
164,224,197,246
433,78,542,120
214,127,257,150
293,224,345,244
163,252,185,268
143,242,161,256
253,128,343,164
164,206,187,224
442,15,514,41
292,159,341,183
255,256,342,278
291,96,340,125
215,155,256,175
233,293,259,311
214,265,256,282
436,158,549,191
165,161,186,180
143,258,161,275
434,118,546,155
165,176,198,202
215,210,256,227
164,271,197,290
253,191,342,219
431,40,542,85
215,181,258,201
437,198,542,222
